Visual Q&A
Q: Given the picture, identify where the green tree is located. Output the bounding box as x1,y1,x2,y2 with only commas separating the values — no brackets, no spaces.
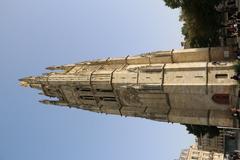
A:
164,0,224,48
163,0,182,9
184,124,220,138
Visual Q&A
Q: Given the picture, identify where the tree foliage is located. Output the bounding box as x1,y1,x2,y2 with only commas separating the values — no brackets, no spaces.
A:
163,0,182,9
164,0,224,48
184,124,220,138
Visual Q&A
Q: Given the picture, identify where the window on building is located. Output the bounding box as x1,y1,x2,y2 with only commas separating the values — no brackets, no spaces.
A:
76,87,91,92
212,94,229,105
96,89,113,92
191,156,199,160
100,96,116,102
79,96,95,100
215,74,228,79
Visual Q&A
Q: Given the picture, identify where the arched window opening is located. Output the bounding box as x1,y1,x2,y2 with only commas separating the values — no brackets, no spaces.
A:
212,94,230,105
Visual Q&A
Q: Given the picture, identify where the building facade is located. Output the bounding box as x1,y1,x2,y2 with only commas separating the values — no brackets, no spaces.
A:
20,47,239,128
180,145,224,160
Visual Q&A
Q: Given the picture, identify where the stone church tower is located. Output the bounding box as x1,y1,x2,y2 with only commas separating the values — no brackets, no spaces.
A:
20,47,239,128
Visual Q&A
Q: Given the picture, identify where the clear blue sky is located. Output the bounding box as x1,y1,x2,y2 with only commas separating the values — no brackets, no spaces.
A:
0,0,194,159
